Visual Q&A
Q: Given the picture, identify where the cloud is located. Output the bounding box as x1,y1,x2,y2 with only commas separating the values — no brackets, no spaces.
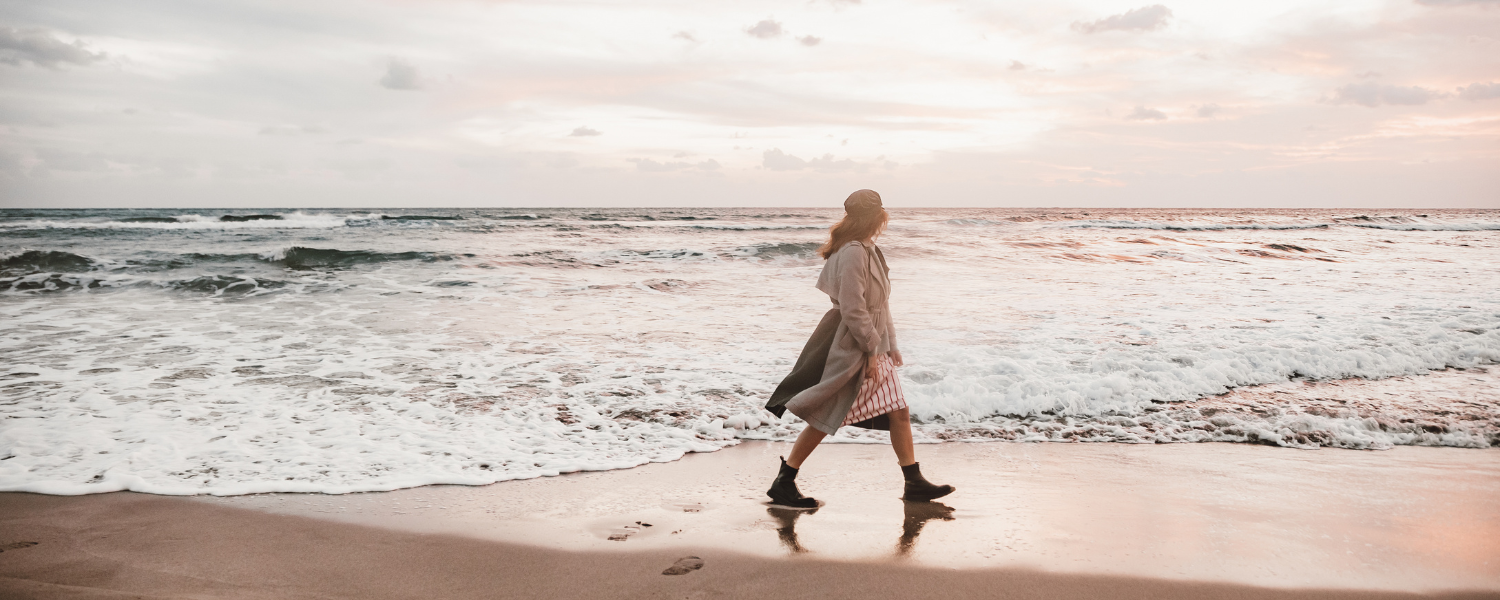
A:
762,149,862,172
762,149,805,170
1457,82,1500,100
260,124,328,135
0,151,23,177
1126,106,1168,120
379,58,421,90
746,20,783,39
1072,5,1173,34
35,148,111,172
1196,103,1221,117
1415,0,1500,5
2,0,1494,209
798,35,821,46
1330,82,1440,106
807,154,858,171
0,27,106,68
628,158,720,172
569,126,602,137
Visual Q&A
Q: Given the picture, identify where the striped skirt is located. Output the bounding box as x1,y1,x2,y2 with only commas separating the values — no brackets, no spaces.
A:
841,353,907,426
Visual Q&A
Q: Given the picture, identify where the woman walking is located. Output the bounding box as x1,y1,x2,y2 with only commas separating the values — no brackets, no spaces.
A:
763,189,954,509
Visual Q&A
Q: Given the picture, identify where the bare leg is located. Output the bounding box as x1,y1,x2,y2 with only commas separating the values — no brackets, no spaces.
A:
786,425,827,469
889,408,916,466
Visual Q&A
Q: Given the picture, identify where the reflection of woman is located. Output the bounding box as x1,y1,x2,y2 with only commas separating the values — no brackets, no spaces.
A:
765,502,954,556
764,190,954,508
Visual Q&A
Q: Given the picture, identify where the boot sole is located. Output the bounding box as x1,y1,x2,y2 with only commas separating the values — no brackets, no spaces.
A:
766,496,821,510
902,486,955,502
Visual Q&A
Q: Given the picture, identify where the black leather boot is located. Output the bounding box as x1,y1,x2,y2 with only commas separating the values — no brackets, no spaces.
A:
901,462,955,501
767,456,818,509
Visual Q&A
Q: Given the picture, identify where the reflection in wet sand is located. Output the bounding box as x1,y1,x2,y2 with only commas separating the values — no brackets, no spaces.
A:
767,501,956,557
766,506,818,553
898,501,956,556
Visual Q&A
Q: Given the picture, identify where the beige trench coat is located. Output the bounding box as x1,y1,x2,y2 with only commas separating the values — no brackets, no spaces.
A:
765,240,899,434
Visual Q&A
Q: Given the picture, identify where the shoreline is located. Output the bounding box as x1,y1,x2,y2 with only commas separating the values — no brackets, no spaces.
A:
4,441,1496,598
3,366,1495,497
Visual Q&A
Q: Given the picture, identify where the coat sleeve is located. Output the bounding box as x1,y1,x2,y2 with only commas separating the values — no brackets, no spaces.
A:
834,245,881,354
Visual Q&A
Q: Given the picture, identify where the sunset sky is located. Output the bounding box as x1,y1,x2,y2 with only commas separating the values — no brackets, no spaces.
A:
1,0,1497,207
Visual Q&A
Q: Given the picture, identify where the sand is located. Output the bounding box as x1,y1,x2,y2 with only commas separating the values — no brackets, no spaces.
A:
2,442,1497,599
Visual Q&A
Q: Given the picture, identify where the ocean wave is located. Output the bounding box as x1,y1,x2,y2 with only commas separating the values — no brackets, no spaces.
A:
900,397,1498,450
0,213,367,231
580,214,718,222
1061,217,1500,232
588,248,716,264
944,218,1011,226
489,214,547,220
0,272,288,296
2,247,464,276
732,242,822,259
260,247,465,270
1344,223,1500,231
508,243,821,268
685,224,824,231
900,318,1500,432
0,250,97,276
380,215,464,221
1065,220,1331,231
1329,215,1500,231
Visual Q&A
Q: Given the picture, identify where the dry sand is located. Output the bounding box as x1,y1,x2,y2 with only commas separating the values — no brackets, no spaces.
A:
2,442,1497,599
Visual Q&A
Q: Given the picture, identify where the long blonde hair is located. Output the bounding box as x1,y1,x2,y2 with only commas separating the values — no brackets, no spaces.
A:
818,208,889,259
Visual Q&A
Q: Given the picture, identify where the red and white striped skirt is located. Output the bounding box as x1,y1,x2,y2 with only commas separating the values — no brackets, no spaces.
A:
841,353,907,426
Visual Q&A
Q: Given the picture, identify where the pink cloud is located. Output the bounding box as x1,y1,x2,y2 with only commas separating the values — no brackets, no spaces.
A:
1072,5,1173,34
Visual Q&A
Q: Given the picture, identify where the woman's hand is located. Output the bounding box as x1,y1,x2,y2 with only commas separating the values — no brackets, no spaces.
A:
865,353,883,384
890,350,904,367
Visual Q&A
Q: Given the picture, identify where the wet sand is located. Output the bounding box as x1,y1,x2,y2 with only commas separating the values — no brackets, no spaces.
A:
2,442,1498,599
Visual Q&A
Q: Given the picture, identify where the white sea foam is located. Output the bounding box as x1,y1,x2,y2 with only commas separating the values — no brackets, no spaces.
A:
1,207,1497,495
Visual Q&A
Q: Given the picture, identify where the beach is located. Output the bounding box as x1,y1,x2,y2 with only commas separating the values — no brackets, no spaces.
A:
5,0,1497,595
3,440,1497,599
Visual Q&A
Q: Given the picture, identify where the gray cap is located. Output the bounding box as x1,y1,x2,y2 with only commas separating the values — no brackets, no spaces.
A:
843,189,883,215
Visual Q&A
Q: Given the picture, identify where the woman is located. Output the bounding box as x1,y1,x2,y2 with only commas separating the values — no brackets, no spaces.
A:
763,189,954,508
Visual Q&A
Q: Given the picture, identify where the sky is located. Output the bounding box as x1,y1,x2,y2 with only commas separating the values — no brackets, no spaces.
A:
0,0,1497,208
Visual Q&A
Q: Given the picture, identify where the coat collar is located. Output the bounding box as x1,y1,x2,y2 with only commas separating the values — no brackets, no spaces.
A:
847,240,890,294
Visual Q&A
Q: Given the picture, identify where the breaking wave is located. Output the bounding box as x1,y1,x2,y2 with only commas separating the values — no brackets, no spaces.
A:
0,250,97,275
259,247,465,270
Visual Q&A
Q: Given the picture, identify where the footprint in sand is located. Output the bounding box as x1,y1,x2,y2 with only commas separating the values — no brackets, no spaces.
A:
0,542,39,552
661,556,704,575
606,522,652,541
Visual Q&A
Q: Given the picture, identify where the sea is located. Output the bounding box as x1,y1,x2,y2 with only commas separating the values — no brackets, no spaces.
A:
2,207,1497,496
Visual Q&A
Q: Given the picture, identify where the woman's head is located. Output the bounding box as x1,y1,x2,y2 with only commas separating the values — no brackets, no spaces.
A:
819,189,889,259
